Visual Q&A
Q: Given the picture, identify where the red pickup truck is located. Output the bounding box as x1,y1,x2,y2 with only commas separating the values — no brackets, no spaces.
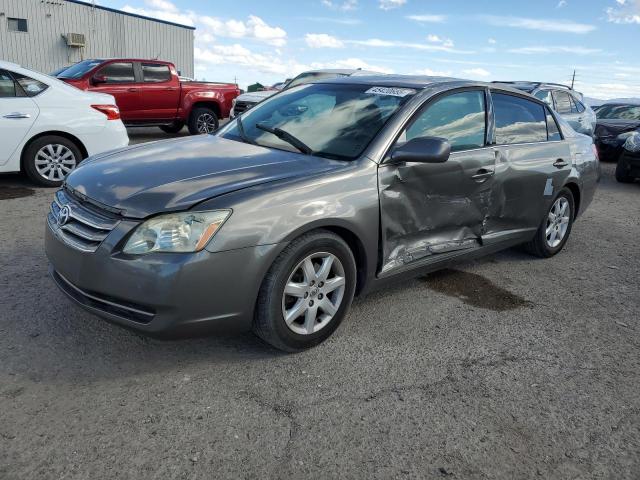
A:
56,59,240,134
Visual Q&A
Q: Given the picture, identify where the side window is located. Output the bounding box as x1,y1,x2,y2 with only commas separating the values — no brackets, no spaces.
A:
572,96,585,113
492,92,547,144
0,71,17,98
12,73,49,97
403,90,486,152
553,91,572,114
142,63,171,83
97,62,135,83
546,107,562,141
534,90,554,108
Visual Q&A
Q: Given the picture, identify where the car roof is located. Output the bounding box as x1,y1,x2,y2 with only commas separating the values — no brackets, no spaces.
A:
0,60,22,70
315,74,506,90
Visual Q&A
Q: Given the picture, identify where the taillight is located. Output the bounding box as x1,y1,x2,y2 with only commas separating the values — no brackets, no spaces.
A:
91,104,120,120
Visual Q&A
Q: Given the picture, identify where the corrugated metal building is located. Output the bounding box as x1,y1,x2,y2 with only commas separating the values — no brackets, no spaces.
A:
0,0,194,77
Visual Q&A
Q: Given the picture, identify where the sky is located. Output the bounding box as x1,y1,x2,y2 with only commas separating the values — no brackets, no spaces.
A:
98,0,640,99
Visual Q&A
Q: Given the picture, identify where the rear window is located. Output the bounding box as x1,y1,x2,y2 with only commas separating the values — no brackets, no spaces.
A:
553,91,573,114
98,62,135,83
56,59,104,79
534,90,554,108
12,73,48,97
0,70,17,97
492,93,547,145
142,63,171,83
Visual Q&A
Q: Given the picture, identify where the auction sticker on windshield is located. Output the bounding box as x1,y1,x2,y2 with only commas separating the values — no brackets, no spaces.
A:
365,87,416,97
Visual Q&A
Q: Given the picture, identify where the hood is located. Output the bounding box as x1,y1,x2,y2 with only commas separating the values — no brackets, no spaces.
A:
595,119,640,137
237,90,276,103
65,135,347,218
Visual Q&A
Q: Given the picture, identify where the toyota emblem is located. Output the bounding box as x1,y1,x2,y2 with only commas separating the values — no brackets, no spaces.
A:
57,205,71,226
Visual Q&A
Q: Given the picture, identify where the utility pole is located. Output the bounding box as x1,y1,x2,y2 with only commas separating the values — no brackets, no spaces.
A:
571,70,576,89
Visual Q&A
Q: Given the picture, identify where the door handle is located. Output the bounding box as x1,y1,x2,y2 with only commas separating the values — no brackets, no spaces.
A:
3,112,31,119
127,88,139,92
471,168,495,182
553,159,569,168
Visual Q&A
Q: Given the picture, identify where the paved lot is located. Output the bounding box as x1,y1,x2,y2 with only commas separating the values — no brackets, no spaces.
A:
0,140,638,478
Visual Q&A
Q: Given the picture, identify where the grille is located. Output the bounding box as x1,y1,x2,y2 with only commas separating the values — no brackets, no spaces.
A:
47,189,120,253
233,100,256,115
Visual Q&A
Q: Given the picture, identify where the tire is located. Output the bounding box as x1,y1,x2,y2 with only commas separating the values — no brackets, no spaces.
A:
253,230,357,352
523,188,575,258
159,122,184,134
615,158,634,183
23,135,83,187
188,107,219,135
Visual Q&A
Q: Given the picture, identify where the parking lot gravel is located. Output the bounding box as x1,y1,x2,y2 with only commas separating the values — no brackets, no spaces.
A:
0,145,638,479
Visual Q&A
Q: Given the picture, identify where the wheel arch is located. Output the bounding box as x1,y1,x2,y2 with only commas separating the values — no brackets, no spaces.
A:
563,181,581,218
190,101,221,119
280,221,371,296
20,131,88,171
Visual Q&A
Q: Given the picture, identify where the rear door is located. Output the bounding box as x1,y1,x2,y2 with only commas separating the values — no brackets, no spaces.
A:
486,91,571,241
137,62,180,121
0,70,39,166
89,61,140,121
552,90,585,133
378,88,497,274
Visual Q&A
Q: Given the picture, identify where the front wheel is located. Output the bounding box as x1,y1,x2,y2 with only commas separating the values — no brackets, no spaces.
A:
615,158,634,183
188,107,219,135
523,188,575,258
253,230,357,352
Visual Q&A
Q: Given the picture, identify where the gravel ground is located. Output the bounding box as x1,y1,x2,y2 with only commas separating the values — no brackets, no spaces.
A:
0,147,638,479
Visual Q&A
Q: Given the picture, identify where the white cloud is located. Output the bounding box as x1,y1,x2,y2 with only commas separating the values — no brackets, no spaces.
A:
606,0,640,23
488,38,497,44
413,68,453,76
322,0,358,11
508,45,603,55
305,33,345,48
349,38,472,54
557,0,567,7
379,0,407,10
123,1,287,46
427,34,454,48
461,68,491,78
406,14,447,23
480,15,596,33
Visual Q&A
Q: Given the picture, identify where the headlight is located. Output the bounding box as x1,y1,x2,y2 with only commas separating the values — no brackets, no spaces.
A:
617,131,637,140
123,210,231,254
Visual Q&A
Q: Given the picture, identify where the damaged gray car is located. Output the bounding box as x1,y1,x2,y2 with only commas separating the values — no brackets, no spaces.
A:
45,76,599,351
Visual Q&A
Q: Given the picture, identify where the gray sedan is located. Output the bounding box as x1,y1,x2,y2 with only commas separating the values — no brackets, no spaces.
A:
45,76,599,351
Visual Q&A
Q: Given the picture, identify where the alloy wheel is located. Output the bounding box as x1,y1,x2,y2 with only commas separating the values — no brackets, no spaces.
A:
196,113,217,133
35,144,77,182
281,252,346,335
545,197,570,248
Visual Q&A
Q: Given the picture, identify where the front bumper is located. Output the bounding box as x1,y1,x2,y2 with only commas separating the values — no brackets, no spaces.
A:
45,221,282,338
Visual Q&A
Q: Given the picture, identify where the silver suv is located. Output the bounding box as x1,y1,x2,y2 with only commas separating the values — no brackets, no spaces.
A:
493,82,596,136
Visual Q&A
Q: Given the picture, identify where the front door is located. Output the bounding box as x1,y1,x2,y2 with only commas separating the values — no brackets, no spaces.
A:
0,70,39,166
90,61,141,122
378,89,496,275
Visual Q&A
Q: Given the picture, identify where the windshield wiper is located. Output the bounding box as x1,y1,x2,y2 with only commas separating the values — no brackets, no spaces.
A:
236,116,255,145
256,122,313,155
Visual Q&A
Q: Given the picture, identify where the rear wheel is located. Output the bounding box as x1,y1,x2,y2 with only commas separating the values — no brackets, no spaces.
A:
23,136,83,187
159,121,184,134
523,188,575,258
188,107,219,135
615,158,634,183
253,230,357,352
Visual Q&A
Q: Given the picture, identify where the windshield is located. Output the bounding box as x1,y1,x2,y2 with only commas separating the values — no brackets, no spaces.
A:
56,59,104,79
596,105,640,121
219,83,415,160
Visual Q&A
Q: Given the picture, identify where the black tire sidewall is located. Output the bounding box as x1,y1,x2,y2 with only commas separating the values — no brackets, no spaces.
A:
23,136,83,187
160,122,184,134
260,234,357,351
188,107,219,135
539,188,575,256
615,159,633,183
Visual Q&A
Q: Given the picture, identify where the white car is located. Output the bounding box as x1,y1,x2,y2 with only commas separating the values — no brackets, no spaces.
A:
0,60,129,187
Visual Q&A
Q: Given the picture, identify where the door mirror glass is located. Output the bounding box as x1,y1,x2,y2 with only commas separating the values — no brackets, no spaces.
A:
390,136,451,164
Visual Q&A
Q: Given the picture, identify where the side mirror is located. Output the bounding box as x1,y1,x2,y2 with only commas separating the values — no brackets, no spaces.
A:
390,136,451,164
92,75,107,85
